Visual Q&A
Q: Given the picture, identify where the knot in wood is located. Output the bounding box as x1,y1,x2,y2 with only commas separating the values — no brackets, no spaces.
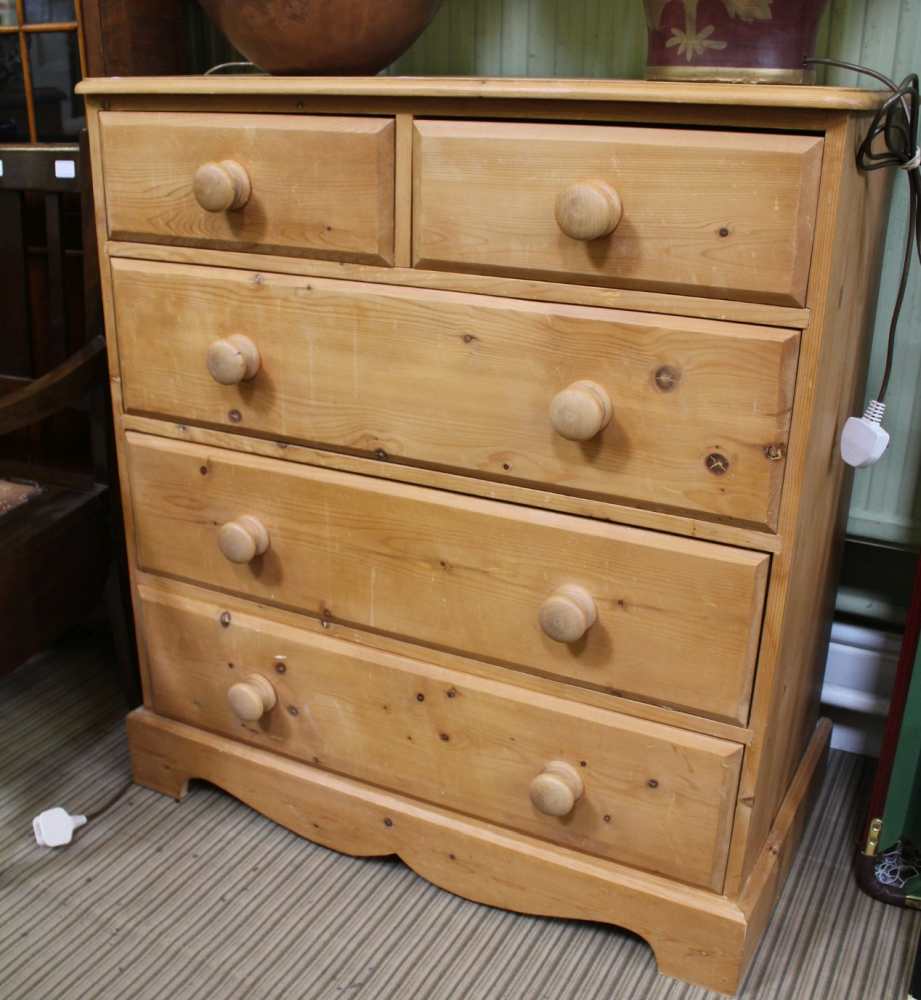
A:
654,366,680,391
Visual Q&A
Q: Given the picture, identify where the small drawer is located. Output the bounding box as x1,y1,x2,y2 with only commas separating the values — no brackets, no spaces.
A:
112,258,799,530
413,120,823,306
126,433,769,725
100,111,395,265
139,584,743,890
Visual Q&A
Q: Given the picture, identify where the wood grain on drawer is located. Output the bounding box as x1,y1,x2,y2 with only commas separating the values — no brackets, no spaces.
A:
112,258,798,530
139,583,743,890
99,112,395,264
126,433,770,724
413,120,823,306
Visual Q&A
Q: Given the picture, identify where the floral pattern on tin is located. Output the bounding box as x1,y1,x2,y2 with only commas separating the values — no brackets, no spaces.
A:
649,0,775,63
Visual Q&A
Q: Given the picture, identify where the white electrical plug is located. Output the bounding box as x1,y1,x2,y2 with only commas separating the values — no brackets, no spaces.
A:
841,400,890,468
33,808,87,847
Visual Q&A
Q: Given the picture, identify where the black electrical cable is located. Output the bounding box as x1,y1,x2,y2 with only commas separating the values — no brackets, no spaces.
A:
805,57,921,405
85,780,133,822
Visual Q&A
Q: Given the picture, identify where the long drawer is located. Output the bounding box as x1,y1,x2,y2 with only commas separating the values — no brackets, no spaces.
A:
139,583,743,890
112,258,799,529
126,433,769,724
100,112,395,265
413,120,823,306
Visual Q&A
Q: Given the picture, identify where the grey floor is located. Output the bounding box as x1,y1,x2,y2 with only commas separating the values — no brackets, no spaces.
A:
1,632,918,1000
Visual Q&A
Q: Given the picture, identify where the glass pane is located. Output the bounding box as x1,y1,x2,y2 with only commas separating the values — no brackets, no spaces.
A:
24,0,75,23
0,1,17,27
28,31,84,141
0,34,28,141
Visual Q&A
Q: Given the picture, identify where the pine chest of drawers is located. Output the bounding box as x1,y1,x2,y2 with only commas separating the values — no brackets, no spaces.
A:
80,76,890,995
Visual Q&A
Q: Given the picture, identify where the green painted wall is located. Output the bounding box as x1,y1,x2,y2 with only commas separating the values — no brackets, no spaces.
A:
388,0,921,548
882,636,921,853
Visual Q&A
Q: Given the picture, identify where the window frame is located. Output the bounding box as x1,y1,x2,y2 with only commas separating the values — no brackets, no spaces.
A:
0,0,86,143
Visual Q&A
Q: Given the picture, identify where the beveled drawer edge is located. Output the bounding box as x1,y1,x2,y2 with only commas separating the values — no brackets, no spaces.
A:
133,571,755,748
105,239,810,331
122,413,782,556
99,111,397,269
140,580,744,891
410,118,823,310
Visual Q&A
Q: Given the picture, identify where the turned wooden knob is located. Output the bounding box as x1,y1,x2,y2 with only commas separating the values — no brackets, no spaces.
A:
218,515,270,564
550,381,612,441
530,761,584,817
228,674,276,722
193,160,251,212
207,335,261,385
555,180,622,241
540,584,597,643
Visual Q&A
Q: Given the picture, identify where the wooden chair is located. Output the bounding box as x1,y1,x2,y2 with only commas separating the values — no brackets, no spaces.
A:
0,137,137,702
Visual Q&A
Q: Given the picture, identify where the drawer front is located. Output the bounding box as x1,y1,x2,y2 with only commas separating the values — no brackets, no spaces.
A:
127,433,769,724
139,584,743,890
113,258,798,529
100,112,395,265
413,120,823,306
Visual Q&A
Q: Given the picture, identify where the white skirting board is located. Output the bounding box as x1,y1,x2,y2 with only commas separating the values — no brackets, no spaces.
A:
821,621,902,757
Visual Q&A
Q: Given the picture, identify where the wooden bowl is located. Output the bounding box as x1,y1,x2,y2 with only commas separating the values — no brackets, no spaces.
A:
198,0,443,75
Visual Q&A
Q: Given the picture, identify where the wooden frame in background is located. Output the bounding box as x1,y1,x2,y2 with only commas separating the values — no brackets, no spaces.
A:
79,0,187,79
0,0,86,142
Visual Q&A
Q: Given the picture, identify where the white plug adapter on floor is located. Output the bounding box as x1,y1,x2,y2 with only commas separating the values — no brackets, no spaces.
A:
33,808,88,847
31,780,133,848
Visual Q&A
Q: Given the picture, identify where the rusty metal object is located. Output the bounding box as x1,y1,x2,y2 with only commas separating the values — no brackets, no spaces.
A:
198,0,444,75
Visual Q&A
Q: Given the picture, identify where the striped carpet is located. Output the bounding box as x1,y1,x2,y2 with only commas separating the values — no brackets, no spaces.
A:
1,632,919,1000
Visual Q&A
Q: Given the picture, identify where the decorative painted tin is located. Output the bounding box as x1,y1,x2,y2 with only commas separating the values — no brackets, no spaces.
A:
644,0,830,84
